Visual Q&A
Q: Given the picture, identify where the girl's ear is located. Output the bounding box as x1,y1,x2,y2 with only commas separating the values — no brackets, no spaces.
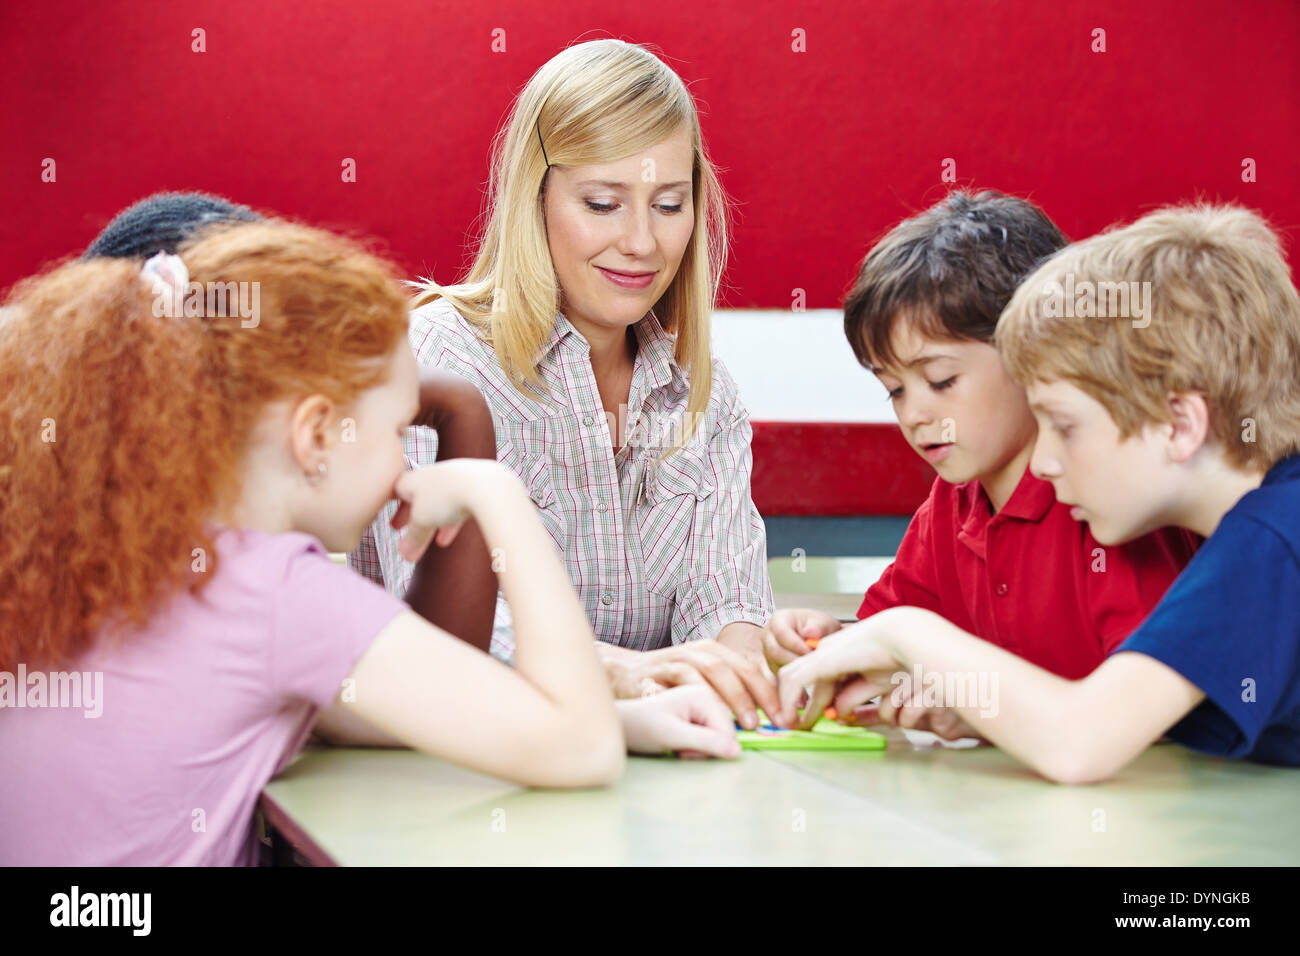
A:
1165,392,1210,463
288,395,336,477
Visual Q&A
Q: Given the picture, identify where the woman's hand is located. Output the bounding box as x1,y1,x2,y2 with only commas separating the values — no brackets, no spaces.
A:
761,608,844,672
607,639,783,730
617,685,740,759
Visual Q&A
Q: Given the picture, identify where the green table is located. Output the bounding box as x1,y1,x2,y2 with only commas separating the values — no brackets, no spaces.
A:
260,730,1300,866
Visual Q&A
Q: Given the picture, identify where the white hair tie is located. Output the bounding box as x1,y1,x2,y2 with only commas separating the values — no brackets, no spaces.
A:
141,252,189,317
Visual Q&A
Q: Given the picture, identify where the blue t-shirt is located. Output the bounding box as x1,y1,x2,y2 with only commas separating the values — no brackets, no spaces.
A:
1114,454,1300,766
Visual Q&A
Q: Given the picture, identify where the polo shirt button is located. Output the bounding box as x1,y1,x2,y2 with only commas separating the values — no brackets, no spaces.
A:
601,592,614,606
996,583,1009,596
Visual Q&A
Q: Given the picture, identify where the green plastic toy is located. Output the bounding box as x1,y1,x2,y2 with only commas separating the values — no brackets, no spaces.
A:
735,715,887,751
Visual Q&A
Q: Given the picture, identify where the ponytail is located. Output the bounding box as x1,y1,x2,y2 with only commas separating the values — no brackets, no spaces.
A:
0,220,410,670
0,258,232,669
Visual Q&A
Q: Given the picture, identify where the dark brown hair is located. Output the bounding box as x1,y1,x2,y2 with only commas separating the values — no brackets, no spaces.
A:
843,190,1067,369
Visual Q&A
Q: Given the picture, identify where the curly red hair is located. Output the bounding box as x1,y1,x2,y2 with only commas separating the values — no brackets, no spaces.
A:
0,221,410,670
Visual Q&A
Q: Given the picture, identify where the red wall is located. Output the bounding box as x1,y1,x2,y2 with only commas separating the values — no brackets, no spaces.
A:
4,0,1298,304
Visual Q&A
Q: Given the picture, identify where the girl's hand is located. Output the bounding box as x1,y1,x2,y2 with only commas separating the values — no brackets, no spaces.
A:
775,619,905,729
761,608,844,671
617,685,740,759
391,459,517,562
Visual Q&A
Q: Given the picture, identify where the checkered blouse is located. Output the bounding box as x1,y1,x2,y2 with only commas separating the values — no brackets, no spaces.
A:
350,298,774,662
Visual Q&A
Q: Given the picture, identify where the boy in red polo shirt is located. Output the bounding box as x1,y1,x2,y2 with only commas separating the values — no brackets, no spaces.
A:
763,190,1197,737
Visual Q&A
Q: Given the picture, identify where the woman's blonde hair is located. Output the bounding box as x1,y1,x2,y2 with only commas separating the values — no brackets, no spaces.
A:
996,203,1300,471
412,38,730,450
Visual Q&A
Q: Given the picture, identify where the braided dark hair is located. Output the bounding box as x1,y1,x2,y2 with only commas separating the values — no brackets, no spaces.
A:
83,191,263,260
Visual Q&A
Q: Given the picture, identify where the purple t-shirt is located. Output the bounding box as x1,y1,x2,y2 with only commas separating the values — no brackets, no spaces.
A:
0,528,407,866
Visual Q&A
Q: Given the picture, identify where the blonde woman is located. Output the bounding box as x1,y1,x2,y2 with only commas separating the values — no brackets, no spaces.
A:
354,39,781,729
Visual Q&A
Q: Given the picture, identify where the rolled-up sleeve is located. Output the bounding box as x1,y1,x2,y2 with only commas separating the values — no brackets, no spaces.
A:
671,382,774,645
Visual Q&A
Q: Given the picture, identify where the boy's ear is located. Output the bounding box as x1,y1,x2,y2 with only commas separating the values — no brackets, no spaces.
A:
1164,392,1210,464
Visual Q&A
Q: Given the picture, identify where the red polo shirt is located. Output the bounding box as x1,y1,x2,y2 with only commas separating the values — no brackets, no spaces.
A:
858,470,1200,679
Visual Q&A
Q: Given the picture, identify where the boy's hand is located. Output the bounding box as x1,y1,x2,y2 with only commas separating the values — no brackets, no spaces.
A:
775,619,904,729
762,608,843,671
842,699,983,741
617,685,740,759
843,659,982,740
607,640,783,730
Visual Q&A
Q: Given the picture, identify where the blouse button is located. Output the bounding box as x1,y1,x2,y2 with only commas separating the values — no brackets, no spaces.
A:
996,583,1009,597
583,414,595,427
596,500,608,513
601,592,614,606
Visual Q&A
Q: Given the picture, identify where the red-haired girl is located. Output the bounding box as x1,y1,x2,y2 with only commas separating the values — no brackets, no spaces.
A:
0,220,732,865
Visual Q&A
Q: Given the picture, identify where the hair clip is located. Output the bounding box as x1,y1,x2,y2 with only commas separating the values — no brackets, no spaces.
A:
536,115,552,169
